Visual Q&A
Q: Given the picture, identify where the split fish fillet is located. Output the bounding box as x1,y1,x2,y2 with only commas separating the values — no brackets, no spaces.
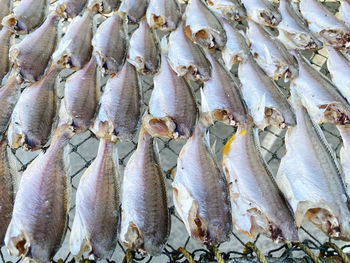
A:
146,0,180,31
204,0,246,21
241,0,281,27
118,0,148,24
56,0,87,18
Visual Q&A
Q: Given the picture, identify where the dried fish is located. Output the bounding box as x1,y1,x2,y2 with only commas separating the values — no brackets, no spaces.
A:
56,0,87,18
119,0,148,24
143,38,197,139
8,65,59,151
9,13,60,83
120,128,169,256
0,0,11,30
59,57,97,133
326,46,350,104
300,0,350,49
246,20,298,80
204,0,246,21
184,0,226,49
220,18,247,71
337,125,350,196
201,50,247,126
53,10,93,70
0,27,12,84
2,0,48,34
173,122,232,246
128,18,160,75
276,89,350,240
339,0,350,28
168,22,211,82
291,51,350,125
0,75,20,140
238,54,296,129
277,0,322,50
146,0,180,31
241,0,281,27
70,139,120,260
92,12,127,75
5,125,72,262
222,123,298,242
91,62,140,142
87,0,120,14
0,139,15,246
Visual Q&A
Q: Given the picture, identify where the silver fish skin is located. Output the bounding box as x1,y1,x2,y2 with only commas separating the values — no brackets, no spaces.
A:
246,20,298,80
276,89,350,241
56,0,87,18
173,122,232,246
8,65,59,151
0,139,15,246
241,0,281,27
220,17,248,71
184,0,227,49
337,125,350,196
339,0,350,28
204,0,246,21
326,46,350,104
5,125,72,262
60,57,97,133
53,10,93,70
87,0,120,14
70,139,120,260
118,0,148,24
0,27,12,84
238,54,296,130
2,0,48,34
277,0,322,50
128,18,160,75
168,22,211,82
0,0,11,30
0,75,20,140
120,128,169,256
9,13,60,83
92,12,127,75
91,62,140,142
291,51,350,125
300,0,350,49
222,123,298,242
143,38,197,139
202,50,247,126
146,0,180,31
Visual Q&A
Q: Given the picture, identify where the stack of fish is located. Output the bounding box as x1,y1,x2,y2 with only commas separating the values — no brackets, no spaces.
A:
0,0,350,261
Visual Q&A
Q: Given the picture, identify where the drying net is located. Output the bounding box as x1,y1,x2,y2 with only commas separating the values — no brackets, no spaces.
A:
1,0,350,262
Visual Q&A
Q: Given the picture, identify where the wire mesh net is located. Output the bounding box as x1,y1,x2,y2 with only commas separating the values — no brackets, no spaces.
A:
1,0,350,262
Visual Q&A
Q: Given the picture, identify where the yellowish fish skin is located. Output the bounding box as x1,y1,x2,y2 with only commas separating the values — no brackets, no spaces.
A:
70,139,120,260
5,125,73,263
0,75,20,139
146,0,180,31
60,57,97,133
2,0,48,34
0,0,11,30
120,129,169,256
56,0,87,18
222,123,298,242
8,66,59,151
202,50,247,126
128,18,160,75
204,0,246,21
119,0,148,24
9,13,60,83
276,89,350,241
172,123,232,246
168,22,212,82
91,62,140,142
92,12,127,75
143,38,197,139
184,0,227,49
0,139,15,245
0,27,13,84
53,10,93,70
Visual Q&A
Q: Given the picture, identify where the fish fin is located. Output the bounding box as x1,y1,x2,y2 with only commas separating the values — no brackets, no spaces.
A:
70,213,90,259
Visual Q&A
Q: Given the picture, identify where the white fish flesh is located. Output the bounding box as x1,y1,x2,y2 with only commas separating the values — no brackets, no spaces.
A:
204,0,246,21
241,0,281,27
56,0,87,18
118,0,148,24
339,0,350,28
146,0,181,31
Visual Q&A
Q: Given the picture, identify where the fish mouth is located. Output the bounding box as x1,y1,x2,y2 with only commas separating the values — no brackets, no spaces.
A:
185,25,221,49
322,103,350,125
260,12,280,27
264,107,287,129
143,115,190,139
321,30,350,49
